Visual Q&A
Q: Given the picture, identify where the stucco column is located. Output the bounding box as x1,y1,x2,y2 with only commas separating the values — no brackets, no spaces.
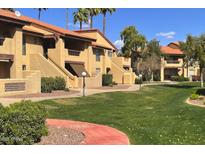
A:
10,28,23,78
86,44,93,76
48,38,65,68
160,57,164,81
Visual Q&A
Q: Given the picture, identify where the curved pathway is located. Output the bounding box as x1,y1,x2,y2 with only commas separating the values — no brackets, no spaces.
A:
47,119,130,145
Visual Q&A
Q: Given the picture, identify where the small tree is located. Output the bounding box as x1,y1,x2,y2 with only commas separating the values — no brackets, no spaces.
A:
120,26,147,74
181,34,205,87
142,39,161,81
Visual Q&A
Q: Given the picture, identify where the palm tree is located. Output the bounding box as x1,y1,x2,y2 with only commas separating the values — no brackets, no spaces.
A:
35,8,48,20
73,9,89,30
100,8,116,35
86,8,100,29
2,8,15,12
66,8,69,30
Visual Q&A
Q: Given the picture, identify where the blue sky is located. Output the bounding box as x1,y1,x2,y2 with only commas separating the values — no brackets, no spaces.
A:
17,8,205,48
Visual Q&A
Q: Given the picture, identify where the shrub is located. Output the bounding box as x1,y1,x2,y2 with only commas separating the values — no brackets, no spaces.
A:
190,94,200,100
171,75,189,82
41,77,67,93
41,77,54,93
102,74,113,86
153,70,160,81
0,101,47,145
135,78,143,84
53,77,66,90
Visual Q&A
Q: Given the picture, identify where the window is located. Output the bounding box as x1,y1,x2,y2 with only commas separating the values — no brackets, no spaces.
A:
22,65,26,71
96,50,100,61
96,68,101,73
68,49,81,56
22,35,26,55
108,51,113,58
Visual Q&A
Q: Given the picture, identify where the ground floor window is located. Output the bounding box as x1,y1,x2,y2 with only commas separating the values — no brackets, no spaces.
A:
22,65,26,71
96,68,101,74
164,68,178,80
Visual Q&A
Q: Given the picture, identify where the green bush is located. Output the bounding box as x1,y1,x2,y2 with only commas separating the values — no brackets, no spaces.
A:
190,94,200,100
135,78,143,84
41,77,54,93
171,75,189,82
53,77,66,90
0,101,47,145
41,77,66,93
153,70,160,81
102,74,113,86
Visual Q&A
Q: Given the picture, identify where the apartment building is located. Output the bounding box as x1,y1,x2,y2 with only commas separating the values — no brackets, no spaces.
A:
0,9,136,96
160,42,199,81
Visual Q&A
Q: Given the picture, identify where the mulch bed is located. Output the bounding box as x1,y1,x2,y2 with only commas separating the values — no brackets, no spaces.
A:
3,90,79,99
36,125,85,145
188,97,205,108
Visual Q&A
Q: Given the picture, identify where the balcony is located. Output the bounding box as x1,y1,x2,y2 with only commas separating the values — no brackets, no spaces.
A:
166,60,180,64
163,58,183,68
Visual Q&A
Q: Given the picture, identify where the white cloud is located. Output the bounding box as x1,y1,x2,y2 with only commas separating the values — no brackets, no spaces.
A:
113,40,124,49
156,31,176,39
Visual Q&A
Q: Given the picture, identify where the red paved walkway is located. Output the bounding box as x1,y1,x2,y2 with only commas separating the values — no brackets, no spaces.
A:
47,119,130,145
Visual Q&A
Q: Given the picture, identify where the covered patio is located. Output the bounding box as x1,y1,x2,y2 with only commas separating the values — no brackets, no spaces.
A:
0,54,13,79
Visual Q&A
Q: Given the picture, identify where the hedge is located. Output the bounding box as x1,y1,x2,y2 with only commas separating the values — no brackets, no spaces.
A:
135,78,143,84
102,74,113,86
0,101,47,145
41,77,66,93
170,75,189,82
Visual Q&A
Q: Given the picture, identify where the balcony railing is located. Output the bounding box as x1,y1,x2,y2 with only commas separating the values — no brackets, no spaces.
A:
166,60,180,64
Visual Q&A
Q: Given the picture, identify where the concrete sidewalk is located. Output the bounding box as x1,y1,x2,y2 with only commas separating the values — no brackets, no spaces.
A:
0,82,176,106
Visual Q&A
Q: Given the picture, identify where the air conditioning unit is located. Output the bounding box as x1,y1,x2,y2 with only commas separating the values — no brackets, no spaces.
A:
0,36,5,45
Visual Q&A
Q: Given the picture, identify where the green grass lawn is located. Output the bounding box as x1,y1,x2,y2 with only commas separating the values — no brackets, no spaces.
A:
39,82,205,144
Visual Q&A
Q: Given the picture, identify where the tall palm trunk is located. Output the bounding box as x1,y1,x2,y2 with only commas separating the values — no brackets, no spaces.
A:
186,60,189,78
38,10,41,20
80,22,82,30
103,13,106,35
90,16,93,29
66,8,69,30
201,68,204,87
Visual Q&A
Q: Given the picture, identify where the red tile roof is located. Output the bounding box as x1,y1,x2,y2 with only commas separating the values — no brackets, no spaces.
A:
168,41,180,46
91,42,113,50
74,29,118,51
0,9,96,41
160,46,184,55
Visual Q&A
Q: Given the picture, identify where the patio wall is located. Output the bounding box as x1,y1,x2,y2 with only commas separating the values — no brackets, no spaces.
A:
0,70,41,97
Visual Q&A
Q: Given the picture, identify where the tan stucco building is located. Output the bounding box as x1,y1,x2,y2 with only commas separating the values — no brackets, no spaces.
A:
160,42,200,81
0,9,136,96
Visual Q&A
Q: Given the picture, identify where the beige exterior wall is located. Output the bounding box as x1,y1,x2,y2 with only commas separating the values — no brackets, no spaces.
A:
0,24,42,96
0,22,135,96
0,70,40,97
160,57,200,81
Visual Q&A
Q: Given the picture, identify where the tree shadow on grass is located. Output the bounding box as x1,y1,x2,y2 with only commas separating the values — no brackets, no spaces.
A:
160,84,197,89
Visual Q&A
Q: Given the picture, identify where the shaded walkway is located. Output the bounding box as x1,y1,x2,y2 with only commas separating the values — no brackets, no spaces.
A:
47,119,130,145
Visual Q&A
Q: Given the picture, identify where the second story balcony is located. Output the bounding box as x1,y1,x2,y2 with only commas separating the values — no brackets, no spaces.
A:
162,58,183,68
166,59,180,64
